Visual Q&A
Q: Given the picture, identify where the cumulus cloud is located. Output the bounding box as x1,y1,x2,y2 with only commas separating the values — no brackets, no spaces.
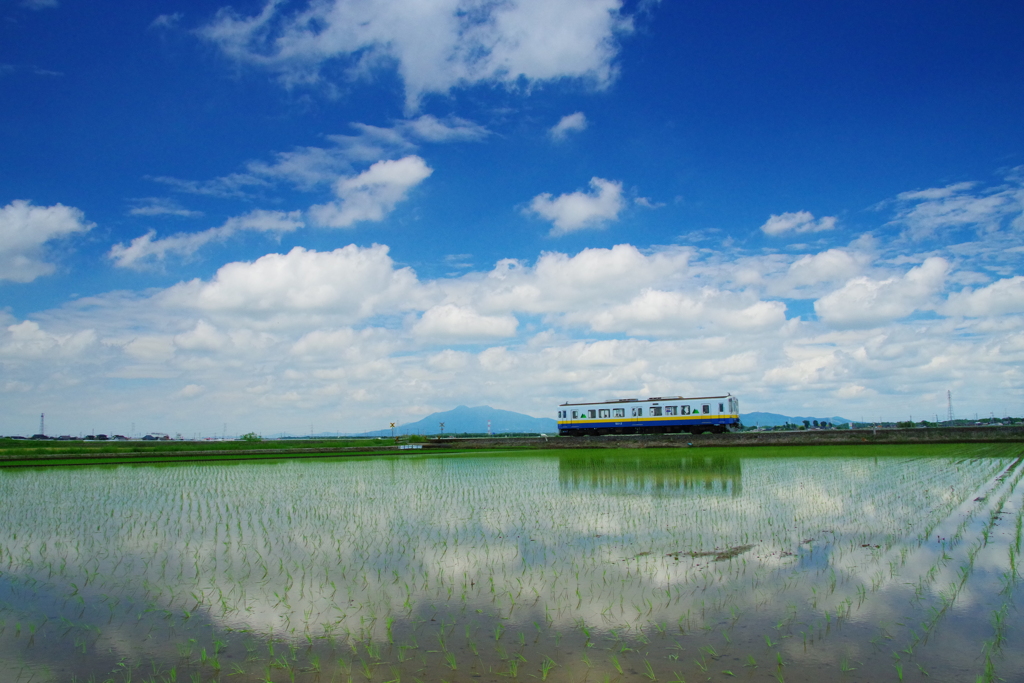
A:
527,177,625,234
462,244,693,316
587,289,787,336
109,210,304,269
814,257,950,328
0,200,93,282
1,320,96,359
765,248,874,298
162,244,424,323
549,112,588,141
942,276,1024,317
760,211,837,236
9,217,1024,436
200,0,632,110
309,155,432,228
413,304,518,342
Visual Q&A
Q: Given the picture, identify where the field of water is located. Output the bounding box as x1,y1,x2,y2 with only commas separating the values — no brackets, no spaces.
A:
0,445,1022,683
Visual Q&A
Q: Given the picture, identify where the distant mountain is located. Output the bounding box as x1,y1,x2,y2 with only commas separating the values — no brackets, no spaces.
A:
741,412,853,427
359,405,558,436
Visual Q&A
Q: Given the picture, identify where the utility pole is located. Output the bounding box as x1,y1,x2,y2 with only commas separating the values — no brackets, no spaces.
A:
439,422,445,436
947,390,954,423
39,413,44,436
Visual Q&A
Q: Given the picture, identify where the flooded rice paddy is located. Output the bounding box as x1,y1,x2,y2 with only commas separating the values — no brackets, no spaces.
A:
0,444,1022,682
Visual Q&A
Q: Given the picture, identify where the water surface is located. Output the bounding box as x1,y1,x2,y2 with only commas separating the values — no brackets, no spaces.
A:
0,445,1021,682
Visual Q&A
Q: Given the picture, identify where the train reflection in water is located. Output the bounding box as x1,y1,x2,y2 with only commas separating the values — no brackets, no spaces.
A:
558,453,742,497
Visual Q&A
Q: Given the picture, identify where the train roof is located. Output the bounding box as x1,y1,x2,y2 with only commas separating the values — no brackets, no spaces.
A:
560,394,733,407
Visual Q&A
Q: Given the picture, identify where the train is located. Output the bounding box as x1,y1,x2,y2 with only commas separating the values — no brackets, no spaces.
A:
557,394,741,436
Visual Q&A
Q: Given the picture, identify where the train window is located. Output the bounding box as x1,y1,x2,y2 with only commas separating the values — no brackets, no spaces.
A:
681,405,690,415
719,403,724,413
702,404,710,414
572,410,579,419
613,408,625,417
632,407,642,417
650,406,662,416
599,409,610,418
664,406,677,416
588,410,596,418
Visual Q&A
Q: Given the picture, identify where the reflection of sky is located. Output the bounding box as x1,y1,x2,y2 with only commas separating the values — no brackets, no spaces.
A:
0,451,1020,680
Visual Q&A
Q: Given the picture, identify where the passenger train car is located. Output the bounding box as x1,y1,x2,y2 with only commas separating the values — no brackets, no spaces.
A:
557,394,740,436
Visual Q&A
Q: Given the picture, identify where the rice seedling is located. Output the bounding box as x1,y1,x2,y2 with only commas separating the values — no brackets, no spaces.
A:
0,445,1020,682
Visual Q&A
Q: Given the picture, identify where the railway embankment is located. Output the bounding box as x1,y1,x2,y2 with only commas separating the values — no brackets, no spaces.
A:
1,426,1021,466
437,425,1024,449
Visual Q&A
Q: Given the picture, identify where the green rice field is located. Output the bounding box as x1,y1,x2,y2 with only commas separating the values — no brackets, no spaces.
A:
0,444,1021,682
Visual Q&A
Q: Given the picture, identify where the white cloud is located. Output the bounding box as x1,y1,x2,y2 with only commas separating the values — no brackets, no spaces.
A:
413,304,518,342
1,320,96,359
526,177,625,234
0,200,93,282
549,112,588,141
125,336,176,362
887,175,1024,240
9,224,1024,436
458,244,693,316
309,155,432,228
587,289,787,336
162,244,424,324
175,384,205,398
128,198,203,217
173,321,230,352
760,211,837,236
200,0,632,110
633,196,664,208
150,13,183,29
158,117,482,196
942,276,1024,317
108,210,304,269
814,257,950,328
766,248,874,298
401,115,489,142
151,173,269,199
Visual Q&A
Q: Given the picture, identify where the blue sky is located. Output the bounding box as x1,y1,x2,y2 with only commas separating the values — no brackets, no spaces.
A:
2,0,1023,436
